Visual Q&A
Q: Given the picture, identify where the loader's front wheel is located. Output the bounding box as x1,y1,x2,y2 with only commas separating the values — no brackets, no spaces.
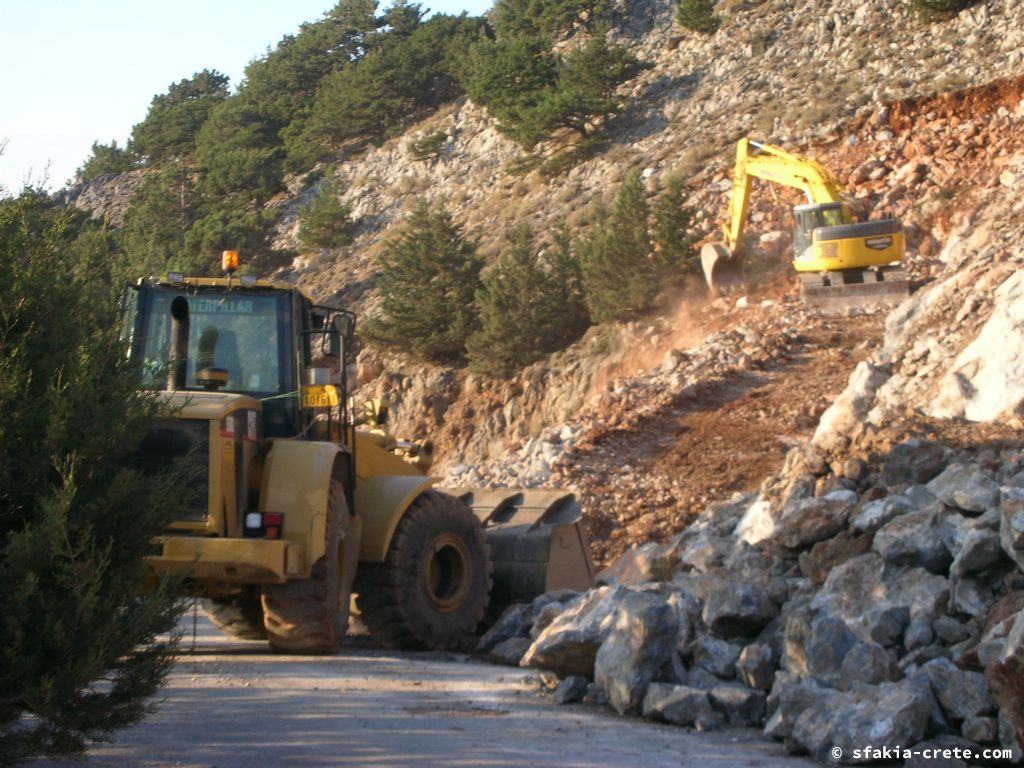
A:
262,480,355,653
201,588,267,640
355,490,491,650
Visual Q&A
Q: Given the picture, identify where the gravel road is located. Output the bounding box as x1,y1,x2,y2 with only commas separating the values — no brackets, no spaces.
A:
31,612,814,768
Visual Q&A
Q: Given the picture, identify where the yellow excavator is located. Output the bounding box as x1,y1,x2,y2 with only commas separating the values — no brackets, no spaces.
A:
701,138,910,311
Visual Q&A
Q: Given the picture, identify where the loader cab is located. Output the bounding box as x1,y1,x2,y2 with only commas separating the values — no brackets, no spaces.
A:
792,202,849,260
124,277,350,439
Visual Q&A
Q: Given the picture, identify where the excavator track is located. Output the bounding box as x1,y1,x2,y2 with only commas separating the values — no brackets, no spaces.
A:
799,266,911,314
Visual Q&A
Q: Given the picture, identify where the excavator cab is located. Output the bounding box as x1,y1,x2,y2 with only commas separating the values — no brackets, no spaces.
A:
792,202,848,259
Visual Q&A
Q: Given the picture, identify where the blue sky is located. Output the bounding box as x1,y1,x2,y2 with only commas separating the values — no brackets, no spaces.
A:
0,0,493,194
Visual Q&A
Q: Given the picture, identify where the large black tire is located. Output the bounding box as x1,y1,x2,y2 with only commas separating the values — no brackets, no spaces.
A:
261,480,356,653
201,588,267,640
355,490,491,650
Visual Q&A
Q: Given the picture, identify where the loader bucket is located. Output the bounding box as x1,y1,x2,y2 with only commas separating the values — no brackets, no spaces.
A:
442,488,596,613
701,242,744,294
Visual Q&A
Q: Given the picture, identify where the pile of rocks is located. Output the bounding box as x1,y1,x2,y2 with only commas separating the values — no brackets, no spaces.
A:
478,445,1024,764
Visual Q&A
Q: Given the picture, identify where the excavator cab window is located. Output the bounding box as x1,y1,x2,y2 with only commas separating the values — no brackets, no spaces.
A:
793,203,846,259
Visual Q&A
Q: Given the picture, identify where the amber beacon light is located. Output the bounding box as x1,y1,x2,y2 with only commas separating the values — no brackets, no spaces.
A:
221,249,239,274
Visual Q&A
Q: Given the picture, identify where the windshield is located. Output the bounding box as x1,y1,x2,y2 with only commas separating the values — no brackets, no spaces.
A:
137,286,292,397
821,207,845,227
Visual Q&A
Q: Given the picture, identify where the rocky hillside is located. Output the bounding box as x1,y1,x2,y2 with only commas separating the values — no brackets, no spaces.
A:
301,0,1024,480
278,0,1023,306
354,73,1024,567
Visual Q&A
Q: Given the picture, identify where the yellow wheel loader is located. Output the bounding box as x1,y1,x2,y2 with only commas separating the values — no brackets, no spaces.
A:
701,138,910,311
125,255,594,653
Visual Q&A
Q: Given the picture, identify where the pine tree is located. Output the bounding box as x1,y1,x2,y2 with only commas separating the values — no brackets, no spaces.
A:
526,32,647,142
651,175,699,285
467,223,589,376
298,12,483,153
299,177,356,250
545,221,591,336
676,0,720,34
183,203,278,273
493,0,612,38
362,198,482,362
198,146,284,212
117,165,200,276
465,27,648,161
579,169,665,322
76,140,137,183
0,192,185,763
131,70,230,161
463,34,558,148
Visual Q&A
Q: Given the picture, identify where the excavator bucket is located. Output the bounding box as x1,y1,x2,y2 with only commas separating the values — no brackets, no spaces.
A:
701,242,744,294
443,488,596,613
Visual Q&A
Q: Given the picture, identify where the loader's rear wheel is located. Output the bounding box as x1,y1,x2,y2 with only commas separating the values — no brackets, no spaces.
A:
262,480,355,654
201,588,267,640
355,490,491,651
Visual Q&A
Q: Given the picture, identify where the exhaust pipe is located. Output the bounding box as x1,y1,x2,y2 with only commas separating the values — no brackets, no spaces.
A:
168,296,190,391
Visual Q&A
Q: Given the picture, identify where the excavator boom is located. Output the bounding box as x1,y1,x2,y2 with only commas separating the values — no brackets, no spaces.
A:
721,138,847,250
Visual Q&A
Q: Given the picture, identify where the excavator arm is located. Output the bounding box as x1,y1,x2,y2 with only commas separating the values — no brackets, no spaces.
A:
721,138,849,251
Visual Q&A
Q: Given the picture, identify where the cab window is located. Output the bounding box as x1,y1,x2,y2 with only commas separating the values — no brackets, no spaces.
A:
138,288,291,398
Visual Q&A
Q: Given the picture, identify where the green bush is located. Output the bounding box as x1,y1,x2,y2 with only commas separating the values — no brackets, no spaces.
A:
676,0,720,34
409,131,448,162
0,192,185,763
910,0,982,15
298,178,356,250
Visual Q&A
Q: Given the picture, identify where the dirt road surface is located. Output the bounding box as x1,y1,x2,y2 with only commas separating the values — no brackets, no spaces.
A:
31,613,814,768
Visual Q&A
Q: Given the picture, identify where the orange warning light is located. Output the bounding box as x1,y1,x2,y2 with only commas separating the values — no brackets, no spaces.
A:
222,250,239,274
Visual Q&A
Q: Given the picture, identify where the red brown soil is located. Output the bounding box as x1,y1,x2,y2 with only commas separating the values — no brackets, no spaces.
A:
565,281,885,568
